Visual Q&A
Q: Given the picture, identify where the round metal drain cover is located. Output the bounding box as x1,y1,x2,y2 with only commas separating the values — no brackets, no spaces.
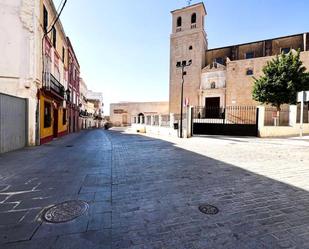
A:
199,204,219,215
43,200,88,223
66,145,74,148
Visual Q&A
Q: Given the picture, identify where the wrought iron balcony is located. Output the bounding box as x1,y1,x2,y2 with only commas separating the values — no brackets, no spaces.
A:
79,110,89,117
50,74,65,99
43,72,65,99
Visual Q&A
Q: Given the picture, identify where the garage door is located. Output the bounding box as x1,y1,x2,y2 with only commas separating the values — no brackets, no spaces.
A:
0,93,27,153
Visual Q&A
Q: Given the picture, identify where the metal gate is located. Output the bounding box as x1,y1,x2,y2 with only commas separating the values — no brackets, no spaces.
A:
192,106,259,136
0,93,27,153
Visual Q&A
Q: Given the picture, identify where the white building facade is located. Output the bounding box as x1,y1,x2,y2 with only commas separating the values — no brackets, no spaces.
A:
0,0,42,147
87,90,104,128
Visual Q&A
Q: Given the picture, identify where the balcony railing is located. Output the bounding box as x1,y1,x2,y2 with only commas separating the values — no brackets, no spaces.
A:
50,74,65,98
43,72,65,99
79,110,89,117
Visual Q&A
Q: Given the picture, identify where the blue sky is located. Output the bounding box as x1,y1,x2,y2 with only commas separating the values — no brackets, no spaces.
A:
55,0,309,114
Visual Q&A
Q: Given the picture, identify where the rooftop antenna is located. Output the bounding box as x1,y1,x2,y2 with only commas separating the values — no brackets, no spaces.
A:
187,0,192,6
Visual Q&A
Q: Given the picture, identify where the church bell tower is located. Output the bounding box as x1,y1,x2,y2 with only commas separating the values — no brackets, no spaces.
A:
169,2,207,113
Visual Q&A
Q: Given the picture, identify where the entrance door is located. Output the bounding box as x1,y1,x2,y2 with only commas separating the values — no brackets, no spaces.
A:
53,108,58,138
122,115,128,126
205,97,220,118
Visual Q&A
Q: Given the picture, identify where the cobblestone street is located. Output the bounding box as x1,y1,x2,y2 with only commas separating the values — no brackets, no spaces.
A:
0,129,309,249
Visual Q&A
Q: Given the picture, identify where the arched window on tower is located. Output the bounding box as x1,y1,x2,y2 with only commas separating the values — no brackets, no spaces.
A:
176,17,182,32
191,13,197,23
177,16,182,27
191,13,197,29
177,17,182,27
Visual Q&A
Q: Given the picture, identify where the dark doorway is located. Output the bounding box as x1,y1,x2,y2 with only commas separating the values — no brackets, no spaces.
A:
205,97,220,118
53,108,58,138
138,113,145,124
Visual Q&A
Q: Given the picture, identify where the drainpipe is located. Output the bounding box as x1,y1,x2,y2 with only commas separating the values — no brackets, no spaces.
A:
36,90,40,145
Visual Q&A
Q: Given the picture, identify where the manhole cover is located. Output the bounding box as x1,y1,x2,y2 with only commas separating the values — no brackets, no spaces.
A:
42,200,88,223
66,145,74,148
199,204,219,215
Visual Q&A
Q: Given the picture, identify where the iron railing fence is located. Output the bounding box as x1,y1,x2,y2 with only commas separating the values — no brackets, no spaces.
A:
153,115,159,126
264,106,290,126
146,115,152,125
161,115,170,127
193,106,257,124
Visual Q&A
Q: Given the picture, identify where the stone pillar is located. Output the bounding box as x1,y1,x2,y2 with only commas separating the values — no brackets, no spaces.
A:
257,106,265,137
199,90,204,106
304,33,307,51
170,113,175,128
186,106,193,138
150,115,154,126
159,115,162,127
289,105,297,127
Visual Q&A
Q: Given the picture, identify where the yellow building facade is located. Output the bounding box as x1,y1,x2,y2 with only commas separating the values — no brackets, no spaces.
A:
39,0,69,144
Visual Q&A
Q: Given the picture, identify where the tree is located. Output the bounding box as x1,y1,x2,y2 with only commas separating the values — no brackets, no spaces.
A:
252,50,309,124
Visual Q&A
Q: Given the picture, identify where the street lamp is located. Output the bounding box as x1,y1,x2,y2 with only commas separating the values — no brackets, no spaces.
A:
176,59,192,138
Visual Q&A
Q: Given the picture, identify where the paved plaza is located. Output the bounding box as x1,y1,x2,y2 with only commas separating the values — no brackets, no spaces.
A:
0,129,309,249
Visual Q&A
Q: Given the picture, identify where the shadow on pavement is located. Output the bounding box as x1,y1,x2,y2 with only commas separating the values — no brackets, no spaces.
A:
0,129,308,249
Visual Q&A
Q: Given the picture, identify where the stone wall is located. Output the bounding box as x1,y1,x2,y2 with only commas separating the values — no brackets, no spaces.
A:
205,33,307,65
225,51,309,106
110,102,169,127
258,106,309,137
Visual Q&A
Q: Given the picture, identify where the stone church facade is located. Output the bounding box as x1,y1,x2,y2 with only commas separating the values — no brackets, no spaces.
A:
169,2,309,114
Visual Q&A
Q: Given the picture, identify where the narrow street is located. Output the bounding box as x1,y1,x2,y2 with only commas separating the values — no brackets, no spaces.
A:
0,129,309,249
